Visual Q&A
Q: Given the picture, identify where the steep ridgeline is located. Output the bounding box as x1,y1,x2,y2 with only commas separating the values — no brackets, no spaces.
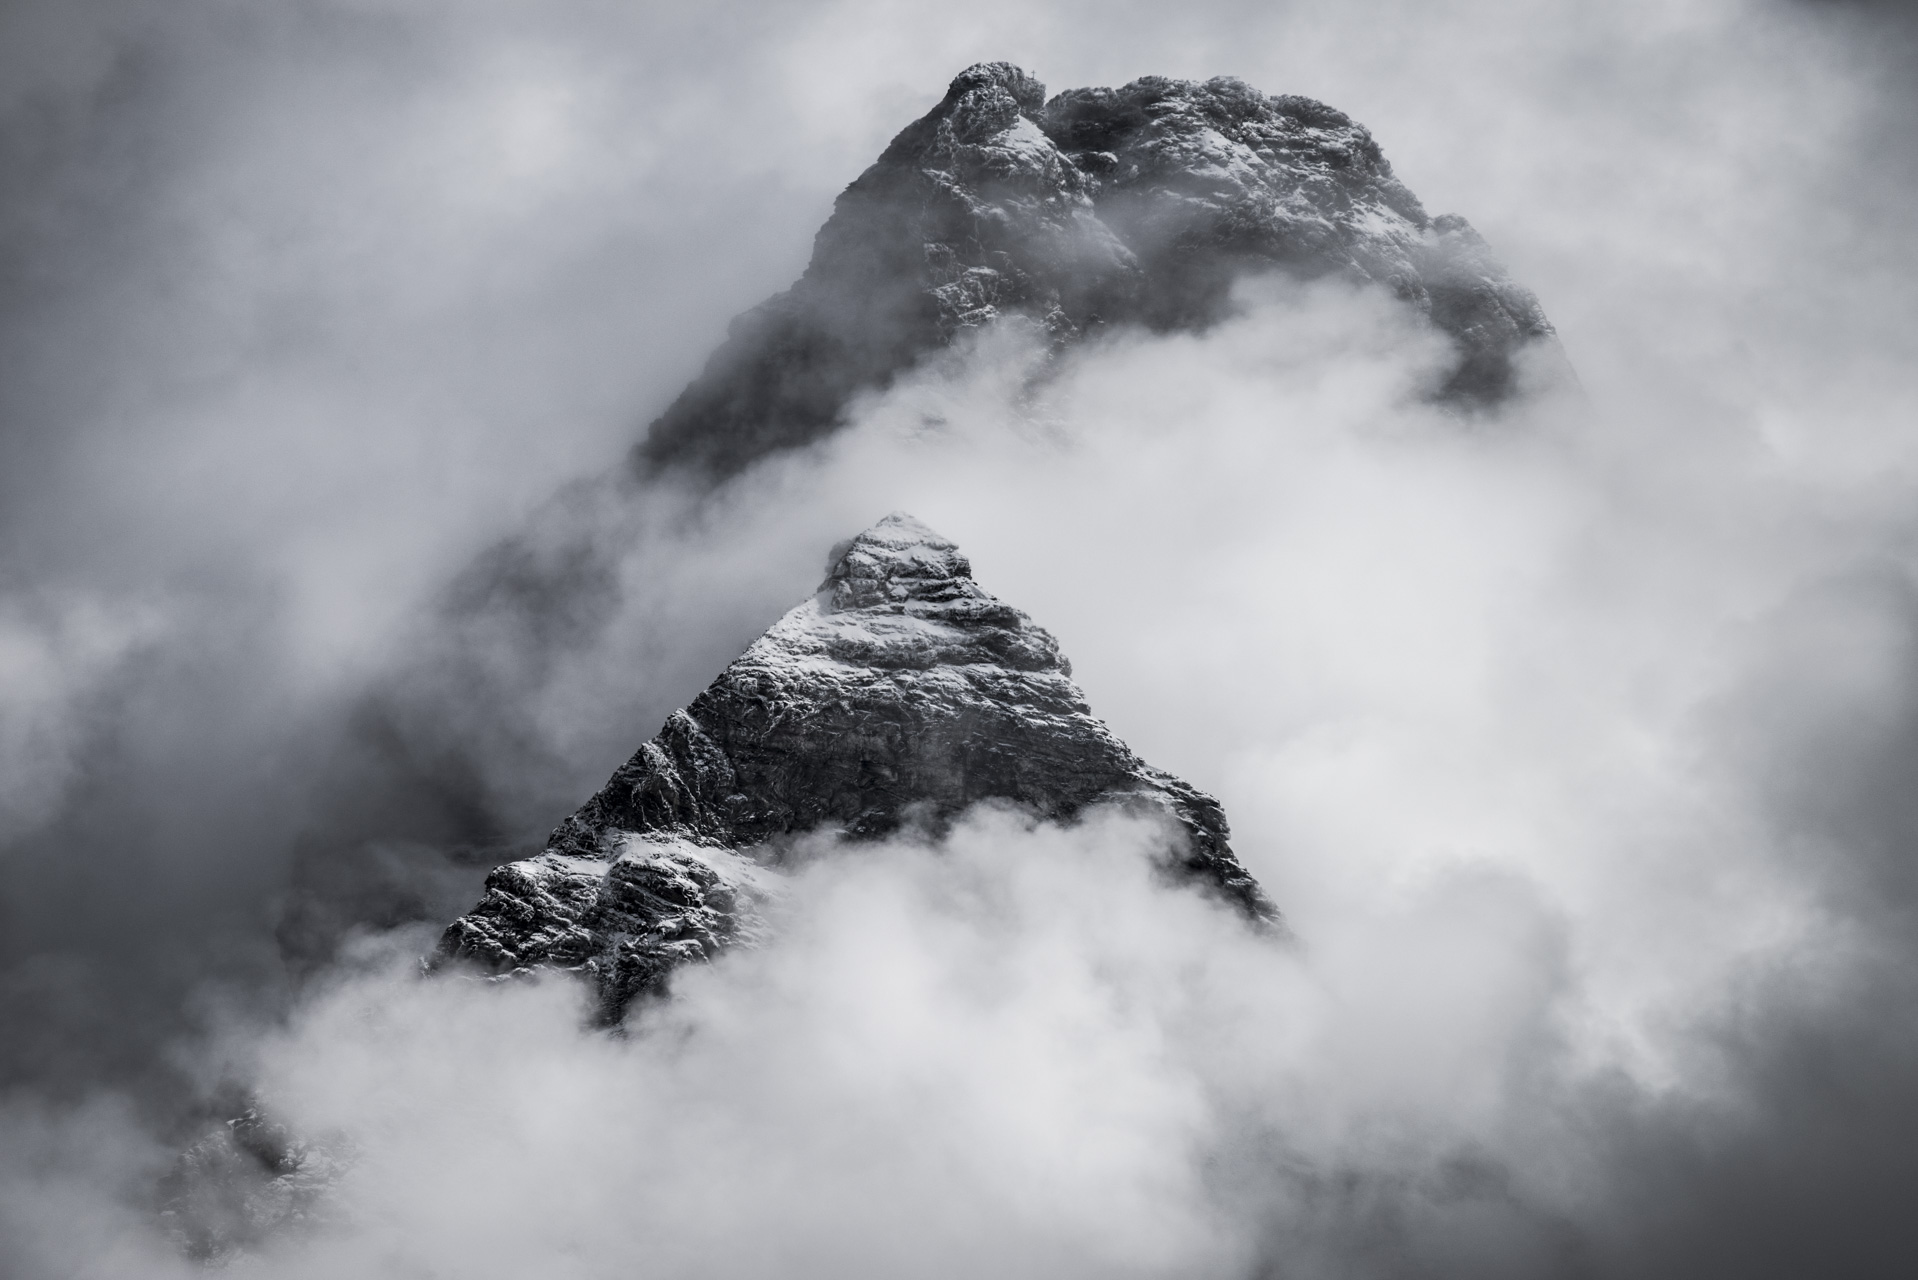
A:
437,514,1277,1021
643,62,1560,476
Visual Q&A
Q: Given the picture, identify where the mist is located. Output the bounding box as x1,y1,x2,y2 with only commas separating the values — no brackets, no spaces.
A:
5,0,1918,1275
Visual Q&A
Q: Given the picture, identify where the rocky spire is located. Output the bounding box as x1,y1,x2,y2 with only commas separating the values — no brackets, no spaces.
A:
437,514,1277,1022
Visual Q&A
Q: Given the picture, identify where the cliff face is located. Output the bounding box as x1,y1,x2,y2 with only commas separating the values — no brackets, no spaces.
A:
438,514,1277,1021
641,62,1559,477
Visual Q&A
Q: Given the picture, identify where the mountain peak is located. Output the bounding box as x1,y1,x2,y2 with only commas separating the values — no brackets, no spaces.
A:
822,512,972,611
438,518,1278,1021
638,64,1565,477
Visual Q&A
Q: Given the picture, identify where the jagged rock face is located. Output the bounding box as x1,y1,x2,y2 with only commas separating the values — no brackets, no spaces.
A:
439,514,1277,1020
642,62,1559,476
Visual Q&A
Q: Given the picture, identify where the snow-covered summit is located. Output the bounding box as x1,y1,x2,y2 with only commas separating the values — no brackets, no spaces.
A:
641,62,1564,475
821,512,975,611
747,513,1069,675
437,514,1276,1021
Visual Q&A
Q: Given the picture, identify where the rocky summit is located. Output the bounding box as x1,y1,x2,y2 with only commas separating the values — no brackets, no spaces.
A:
437,513,1277,1021
642,62,1560,476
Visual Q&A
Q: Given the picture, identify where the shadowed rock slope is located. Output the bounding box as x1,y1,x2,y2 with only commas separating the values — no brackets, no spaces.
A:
437,514,1278,1020
643,61,1560,476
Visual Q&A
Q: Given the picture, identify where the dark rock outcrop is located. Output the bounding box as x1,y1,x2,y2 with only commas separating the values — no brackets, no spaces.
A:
642,62,1560,477
437,514,1277,1021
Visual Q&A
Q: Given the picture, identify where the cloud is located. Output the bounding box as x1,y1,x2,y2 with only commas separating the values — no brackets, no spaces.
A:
3,0,1918,1275
0,802,1594,1278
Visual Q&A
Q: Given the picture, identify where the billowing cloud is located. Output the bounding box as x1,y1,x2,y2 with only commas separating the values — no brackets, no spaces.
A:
3,0,1917,1276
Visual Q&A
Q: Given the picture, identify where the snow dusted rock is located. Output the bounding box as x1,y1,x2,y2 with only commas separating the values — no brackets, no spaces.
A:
643,62,1561,475
435,836,776,1024
437,513,1277,1020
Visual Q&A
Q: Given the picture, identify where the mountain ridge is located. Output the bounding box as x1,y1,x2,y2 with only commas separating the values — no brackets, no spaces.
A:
638,61,1561,477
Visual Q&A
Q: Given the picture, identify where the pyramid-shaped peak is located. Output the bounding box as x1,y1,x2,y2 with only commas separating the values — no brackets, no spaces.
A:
439,507,1279,1022
823,513,975,612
